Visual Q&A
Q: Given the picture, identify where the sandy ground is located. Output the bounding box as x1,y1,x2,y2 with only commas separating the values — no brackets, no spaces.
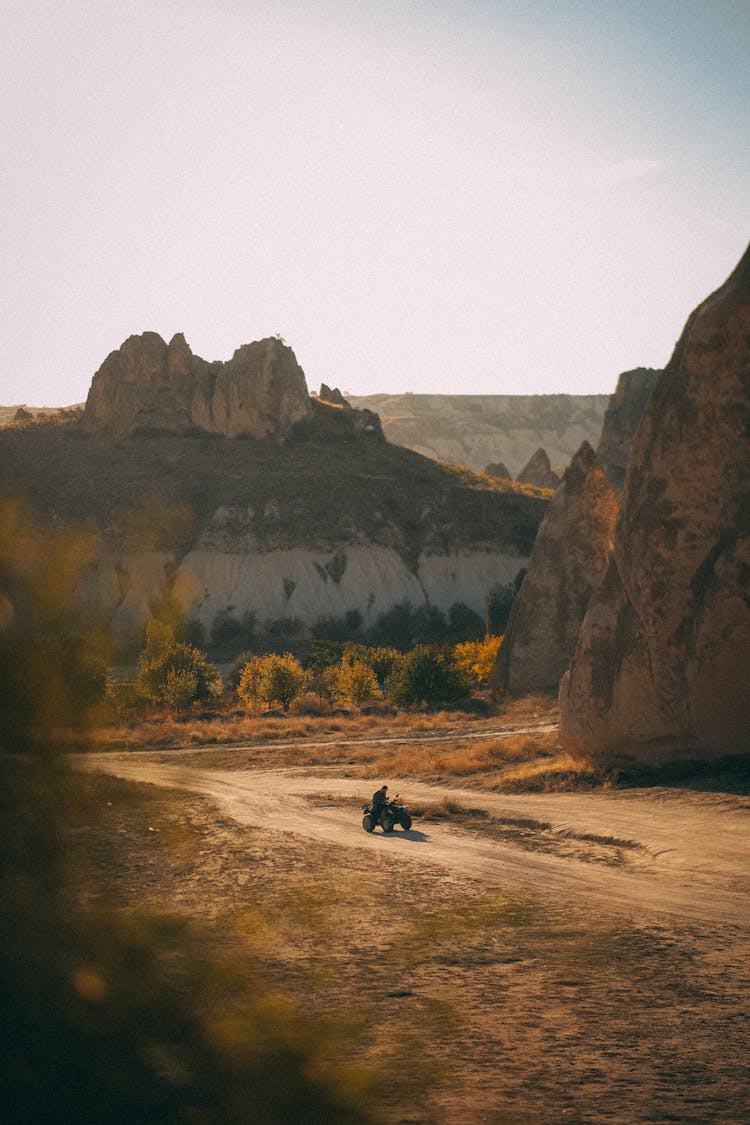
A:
76,743,750,1124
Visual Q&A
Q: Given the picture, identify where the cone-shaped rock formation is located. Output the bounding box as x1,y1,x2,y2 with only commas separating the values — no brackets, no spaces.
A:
516,447,560,489
560,244,750,764
494,442,618,695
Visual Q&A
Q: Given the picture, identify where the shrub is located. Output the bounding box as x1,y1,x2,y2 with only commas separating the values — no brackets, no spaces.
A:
311,609,364,642
340,643,400,687
289,690,332,716
453,636,503,689
211,608,255,650
365,601,446,649
445,601,484,642
385,645,471,708
238,653,307,712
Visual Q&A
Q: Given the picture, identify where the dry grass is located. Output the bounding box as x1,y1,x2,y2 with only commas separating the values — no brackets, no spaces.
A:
86,694,557,751
80,694,607,793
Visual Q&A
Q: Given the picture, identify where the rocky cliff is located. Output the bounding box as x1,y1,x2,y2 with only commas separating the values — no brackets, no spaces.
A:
494,442,618,695
83,333,313,438
346,393,609,476
596,368,660,490
559,245,750,764
1,372,547,656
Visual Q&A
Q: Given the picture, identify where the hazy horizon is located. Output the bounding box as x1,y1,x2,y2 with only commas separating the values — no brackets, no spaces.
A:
3,1,748,405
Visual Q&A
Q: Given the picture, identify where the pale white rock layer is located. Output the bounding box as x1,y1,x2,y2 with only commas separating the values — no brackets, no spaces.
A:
73,544,527,651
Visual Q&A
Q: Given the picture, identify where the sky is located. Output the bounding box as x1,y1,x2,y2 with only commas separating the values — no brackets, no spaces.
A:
2,0,748,405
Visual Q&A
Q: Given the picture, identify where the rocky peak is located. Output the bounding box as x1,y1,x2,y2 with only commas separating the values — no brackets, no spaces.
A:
318,384,350,408
516,447,560,489
596,367,660,490
559,244,750,764
485,461,512,480
83,333,312,438
494,441,618,695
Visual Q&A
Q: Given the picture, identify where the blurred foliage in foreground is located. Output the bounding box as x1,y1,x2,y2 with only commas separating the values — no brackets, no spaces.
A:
0,499,375,1123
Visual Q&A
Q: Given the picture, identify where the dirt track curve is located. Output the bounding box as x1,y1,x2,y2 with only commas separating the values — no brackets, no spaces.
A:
81,744,750,929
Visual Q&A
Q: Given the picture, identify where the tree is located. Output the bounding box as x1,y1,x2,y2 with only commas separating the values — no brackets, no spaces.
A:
342,644,400,689
137,621,222,710
238,653,306,712
336,658,380,707
385,645,470,708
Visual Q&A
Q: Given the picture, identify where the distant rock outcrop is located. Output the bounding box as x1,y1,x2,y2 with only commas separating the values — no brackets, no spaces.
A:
485,461,512,480
596,368,660,490
13,407,33,422
560,245,750,764
346,392,609,476
516,448,560,490
494,442,618,695
83,333,312,438
318,384,350,408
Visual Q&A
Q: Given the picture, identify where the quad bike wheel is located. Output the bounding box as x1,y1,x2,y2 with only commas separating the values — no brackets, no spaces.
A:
380,812,395,833
362,813,375,833
400,814,412,830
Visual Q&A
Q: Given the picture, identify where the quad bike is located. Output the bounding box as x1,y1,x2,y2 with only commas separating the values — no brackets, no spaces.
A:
362,795,412,833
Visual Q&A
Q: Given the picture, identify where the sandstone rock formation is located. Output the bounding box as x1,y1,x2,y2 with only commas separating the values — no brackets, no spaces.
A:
309,396,383,440
596,367,660,490
83,333,312,438
494,442,618,695
560,245,750,764
12,407,33,422
318,384,350,407
516,447,560,489
485,461,512,480
346,392,609,475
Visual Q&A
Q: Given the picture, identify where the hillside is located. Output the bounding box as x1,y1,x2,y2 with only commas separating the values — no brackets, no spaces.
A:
346,392,609,475
0,411,548,654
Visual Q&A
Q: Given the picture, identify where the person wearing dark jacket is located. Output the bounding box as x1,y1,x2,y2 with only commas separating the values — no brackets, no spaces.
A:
371,784,389,824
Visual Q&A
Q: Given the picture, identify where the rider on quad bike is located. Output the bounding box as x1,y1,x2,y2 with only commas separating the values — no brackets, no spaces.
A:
362,785,412,833
371,784,389,824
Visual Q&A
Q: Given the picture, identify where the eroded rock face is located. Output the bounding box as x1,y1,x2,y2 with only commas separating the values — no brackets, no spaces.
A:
596,368,660,490
494,442,618,695
83,333,312,438
560,245,750,764
516,447,560,489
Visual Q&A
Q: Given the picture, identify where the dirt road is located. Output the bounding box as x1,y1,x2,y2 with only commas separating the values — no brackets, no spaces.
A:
82,749,750,928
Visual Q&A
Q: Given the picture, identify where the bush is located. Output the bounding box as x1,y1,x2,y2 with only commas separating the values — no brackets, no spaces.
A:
311,609,364,642
453,636,503,689
365,601,446,649
340,644,400,687
289,691,332,716
238,653,307,712
210,608,255,650
445,602,484,643
385,645,470,708
136,621,222,709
